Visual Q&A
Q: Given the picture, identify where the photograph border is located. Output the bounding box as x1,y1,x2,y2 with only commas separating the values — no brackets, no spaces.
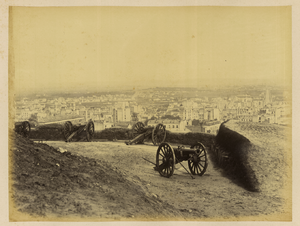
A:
1,0,299,225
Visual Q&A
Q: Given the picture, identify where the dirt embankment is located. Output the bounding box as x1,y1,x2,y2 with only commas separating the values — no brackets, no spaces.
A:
9,131,183,221
214,120,292,196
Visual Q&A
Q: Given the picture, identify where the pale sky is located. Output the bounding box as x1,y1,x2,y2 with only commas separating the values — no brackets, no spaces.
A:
10,6,291,95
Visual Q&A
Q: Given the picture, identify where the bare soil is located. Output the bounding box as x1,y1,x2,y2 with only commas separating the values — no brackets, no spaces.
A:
9,122,292,221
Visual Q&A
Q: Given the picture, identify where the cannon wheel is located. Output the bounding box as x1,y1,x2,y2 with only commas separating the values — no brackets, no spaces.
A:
133,122,145,136
86,120,94,142
21,121,31,138
188,142,208,176
152,123,166,145
63,121,73,140
132,122,145,144
156,142,175,178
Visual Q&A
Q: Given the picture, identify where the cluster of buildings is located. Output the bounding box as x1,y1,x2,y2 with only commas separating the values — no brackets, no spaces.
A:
14,88,291,135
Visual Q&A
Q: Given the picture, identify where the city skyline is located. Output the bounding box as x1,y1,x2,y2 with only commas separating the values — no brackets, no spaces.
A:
10,6,291,95
14,83,291,131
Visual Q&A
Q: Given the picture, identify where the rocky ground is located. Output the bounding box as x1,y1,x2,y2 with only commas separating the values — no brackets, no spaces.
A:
9,122,292,221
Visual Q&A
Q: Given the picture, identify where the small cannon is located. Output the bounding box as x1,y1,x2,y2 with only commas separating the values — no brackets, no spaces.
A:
14,121,31,138
63,119,95,142
154,142,208,178
125,121,166,145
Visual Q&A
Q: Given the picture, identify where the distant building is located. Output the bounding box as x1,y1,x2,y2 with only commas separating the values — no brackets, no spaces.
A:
202,121,221,135
204,108,220,121
253,114,275,124
93,120,114,131
113,106,131,124
147,119,188,132
264,89,272,106
183,105,220,121
187,120,221,135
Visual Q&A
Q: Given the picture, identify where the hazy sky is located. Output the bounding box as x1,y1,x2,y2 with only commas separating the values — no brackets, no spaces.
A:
10,6,291,95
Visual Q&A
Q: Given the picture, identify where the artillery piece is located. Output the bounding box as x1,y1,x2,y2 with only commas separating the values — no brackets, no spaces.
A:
154,142,208,178
14,121,31,138
125,121,166,146
63,119,95,142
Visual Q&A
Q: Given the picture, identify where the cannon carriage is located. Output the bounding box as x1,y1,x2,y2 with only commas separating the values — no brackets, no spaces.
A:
14,121,31,138
63,119,95,142
125,121,166,146
14,117,94,142
154,142,208,178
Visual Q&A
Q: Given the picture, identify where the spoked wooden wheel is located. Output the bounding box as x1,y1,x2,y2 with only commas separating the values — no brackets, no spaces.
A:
133,122,145,137
132,122,145,143
86,120,94,142
63,121,73,140
152,123,166,145
156,142,175,178
21,121,31,138
188,142,208,176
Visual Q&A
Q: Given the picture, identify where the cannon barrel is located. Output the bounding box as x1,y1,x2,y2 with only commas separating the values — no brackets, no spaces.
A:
174,146,203,155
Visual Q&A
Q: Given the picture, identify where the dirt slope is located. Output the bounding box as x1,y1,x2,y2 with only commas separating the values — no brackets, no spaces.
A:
9,131,183,221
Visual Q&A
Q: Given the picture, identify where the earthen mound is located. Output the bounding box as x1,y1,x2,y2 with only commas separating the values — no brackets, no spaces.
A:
9,131,181,220
215,120,291,192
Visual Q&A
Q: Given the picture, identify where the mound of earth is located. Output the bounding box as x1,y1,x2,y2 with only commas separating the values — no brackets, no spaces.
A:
29,124,65,141
29,124,215,149
215,120,292,197
9,131,183,221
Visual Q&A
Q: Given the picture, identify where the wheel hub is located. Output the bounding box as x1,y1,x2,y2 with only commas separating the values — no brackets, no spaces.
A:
192,154,199,163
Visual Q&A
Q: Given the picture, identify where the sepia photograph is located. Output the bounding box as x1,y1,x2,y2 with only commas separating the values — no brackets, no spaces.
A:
1,0,299,225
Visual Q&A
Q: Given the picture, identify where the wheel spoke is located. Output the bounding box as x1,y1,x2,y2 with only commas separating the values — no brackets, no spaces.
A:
161,147,167,156
193,163,197,173
198,164,204,173
199,162,205,169
196,163,199,173
166,167,170,175
195,165,200,174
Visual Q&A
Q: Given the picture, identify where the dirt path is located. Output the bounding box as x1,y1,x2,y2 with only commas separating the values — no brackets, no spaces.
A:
44,140,288,220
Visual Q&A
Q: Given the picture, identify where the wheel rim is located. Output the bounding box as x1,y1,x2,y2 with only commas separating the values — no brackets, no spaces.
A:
188,142,208,176
156,143,175,178
152,123,166,145
133,122,145,137
86,121,94,142
22,121,31,138
63,121,73,140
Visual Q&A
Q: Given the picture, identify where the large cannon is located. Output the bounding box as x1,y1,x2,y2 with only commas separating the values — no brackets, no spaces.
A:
63,119,95,142
14,121,31,138
125,121,166,146
154,142,208,178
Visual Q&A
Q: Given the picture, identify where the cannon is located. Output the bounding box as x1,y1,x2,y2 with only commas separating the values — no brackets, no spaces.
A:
154,142,208,178
125,121,166,145
63,119,95,142
14,121,31,138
